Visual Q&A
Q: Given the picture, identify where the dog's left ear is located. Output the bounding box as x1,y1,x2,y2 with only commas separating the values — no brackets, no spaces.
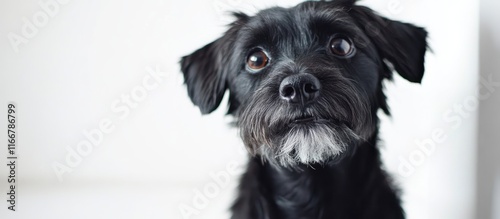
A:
349,5,428,83
180,13,248,114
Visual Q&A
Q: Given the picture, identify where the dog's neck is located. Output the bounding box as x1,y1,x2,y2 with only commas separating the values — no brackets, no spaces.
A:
261,148,359,218
262,162,345,218
267,167,315,216
233,132,403,219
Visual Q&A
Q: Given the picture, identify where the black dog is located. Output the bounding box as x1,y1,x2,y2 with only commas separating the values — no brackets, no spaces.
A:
180,0,427,218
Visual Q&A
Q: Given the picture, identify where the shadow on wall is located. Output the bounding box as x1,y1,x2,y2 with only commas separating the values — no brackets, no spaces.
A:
476,17,500,219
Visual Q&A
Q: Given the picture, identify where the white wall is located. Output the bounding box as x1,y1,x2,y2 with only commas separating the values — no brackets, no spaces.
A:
477,0,500,218
0,0,483,218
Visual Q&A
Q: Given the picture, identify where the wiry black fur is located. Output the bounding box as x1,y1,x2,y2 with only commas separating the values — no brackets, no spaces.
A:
231,134,404,219
180,0,427,218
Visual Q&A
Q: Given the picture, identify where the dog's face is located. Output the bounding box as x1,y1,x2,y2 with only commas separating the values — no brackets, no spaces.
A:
181,0,427,167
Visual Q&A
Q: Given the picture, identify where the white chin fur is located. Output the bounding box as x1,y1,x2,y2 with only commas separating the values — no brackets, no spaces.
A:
259,123,358,167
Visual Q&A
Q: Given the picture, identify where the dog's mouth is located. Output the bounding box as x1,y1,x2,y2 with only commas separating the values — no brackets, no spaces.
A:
292,115,330,124
290,114,348,127
293,115,317,123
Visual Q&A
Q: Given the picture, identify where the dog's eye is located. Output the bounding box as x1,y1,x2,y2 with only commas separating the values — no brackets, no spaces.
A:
247,49,269,71
329,35,355,57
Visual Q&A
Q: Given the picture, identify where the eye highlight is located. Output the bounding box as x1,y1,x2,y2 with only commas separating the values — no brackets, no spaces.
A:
329,34,355,58
246,48,269,71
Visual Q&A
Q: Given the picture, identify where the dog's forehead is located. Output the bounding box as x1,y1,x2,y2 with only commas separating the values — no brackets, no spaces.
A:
238,3,362,49
253,2,350,23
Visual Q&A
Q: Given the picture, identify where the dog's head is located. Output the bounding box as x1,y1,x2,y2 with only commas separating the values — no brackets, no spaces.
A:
180,0,427,167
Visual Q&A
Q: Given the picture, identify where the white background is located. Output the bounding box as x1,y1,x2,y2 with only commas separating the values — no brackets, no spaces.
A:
0,0,497,218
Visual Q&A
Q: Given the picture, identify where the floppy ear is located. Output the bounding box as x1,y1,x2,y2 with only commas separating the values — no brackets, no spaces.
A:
349,5,428,83
181,41,227,114
180,13,248,114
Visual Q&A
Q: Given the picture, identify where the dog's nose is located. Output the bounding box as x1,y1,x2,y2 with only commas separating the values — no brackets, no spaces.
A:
279,73,320,105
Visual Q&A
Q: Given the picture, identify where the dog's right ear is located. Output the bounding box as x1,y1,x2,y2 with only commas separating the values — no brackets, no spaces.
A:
349,5,428,83
180,13,248,114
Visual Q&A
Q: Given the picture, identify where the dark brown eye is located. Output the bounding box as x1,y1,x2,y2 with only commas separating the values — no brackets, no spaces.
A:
329,35,355,57
247,49,269,70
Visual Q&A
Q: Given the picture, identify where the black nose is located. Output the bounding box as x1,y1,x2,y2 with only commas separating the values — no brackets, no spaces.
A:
279,73,320,105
